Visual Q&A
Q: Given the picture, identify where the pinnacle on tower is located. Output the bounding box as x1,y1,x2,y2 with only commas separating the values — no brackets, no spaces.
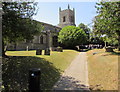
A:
73,8,75,12
59,7,61,11
68,4,70,9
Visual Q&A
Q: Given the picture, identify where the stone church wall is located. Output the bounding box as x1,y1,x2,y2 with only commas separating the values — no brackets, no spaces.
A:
7,43,46,51
7,22,61,51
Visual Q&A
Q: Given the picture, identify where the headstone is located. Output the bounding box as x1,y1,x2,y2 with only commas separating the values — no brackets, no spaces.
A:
105,47,114,52
57,47,63,52
44,48,50,55
36,49,42,55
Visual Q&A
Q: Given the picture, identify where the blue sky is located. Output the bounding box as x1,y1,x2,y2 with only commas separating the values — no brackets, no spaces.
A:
33,2,98,28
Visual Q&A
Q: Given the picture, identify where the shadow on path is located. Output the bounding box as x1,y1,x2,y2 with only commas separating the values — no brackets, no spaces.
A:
53,52,89,92
53,76,89,91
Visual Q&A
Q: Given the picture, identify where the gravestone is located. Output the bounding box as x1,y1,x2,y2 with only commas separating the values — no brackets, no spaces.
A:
36,49,42,55
105,47,114,52
57,47,63,52
44,48,50,55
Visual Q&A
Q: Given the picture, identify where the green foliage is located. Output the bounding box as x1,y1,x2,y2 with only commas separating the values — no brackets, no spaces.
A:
101,36,118,45
58,26,87,48
93,1,120,46
2,2,42,44
78,23,90,35
78,23,91,44
90,36,104,44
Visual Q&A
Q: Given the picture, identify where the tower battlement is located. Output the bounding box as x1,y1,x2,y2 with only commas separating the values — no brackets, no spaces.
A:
58,4,76,28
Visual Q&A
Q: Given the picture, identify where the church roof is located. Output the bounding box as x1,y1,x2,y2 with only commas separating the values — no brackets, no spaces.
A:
33,20,61,29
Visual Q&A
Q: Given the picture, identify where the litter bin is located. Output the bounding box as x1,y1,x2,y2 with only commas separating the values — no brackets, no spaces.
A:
29,68,41,92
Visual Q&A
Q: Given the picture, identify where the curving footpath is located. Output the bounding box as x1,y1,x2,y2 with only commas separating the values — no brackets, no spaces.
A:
53,52,90,91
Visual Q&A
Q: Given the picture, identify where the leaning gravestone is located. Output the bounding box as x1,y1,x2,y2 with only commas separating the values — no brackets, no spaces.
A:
57,47,63,52
36,49,42,55
44,48,50,55
105,47,114,52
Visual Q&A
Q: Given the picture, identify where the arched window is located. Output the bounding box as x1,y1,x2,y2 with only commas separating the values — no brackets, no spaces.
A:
52,36,58,47
40,36,43,44
63,16,66,22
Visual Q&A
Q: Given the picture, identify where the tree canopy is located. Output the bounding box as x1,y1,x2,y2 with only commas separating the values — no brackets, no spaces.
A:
58,26,87,48
78,23,91,44
2,2,43,56
78,23,90,35
93,1,120,47
2,2,42,44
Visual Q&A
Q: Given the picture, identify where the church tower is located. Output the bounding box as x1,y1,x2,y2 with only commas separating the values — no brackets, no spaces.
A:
58,4,76,28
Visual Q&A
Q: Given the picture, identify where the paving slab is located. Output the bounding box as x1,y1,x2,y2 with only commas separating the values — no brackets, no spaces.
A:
53,52,89,91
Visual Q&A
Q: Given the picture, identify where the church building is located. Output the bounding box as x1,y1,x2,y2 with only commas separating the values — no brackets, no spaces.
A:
7,5,76,51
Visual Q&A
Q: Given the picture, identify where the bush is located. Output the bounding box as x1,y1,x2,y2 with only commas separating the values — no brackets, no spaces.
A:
58,26,87,49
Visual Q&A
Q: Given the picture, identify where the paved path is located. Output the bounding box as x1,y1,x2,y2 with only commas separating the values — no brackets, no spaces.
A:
53,52,89,91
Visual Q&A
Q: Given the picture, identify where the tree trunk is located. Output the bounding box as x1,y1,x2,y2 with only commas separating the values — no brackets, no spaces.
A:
2,41,6,57
105,41,107,48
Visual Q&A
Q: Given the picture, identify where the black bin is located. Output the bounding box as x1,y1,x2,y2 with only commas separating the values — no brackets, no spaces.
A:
29,68,41,92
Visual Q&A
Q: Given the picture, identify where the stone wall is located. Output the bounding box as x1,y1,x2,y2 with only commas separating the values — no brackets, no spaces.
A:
7,43,46,51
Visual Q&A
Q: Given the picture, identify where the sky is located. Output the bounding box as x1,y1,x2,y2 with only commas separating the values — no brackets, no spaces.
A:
32,2,99,28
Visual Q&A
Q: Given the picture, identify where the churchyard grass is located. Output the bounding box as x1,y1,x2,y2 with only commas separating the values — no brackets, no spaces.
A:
3,50,79,91
87,49,119,90
6,50,79,73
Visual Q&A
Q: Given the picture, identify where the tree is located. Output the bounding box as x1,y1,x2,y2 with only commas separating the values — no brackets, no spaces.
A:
100,35,118,47
78,23,91,44
2,2,42,56
58,26,87,48
93,1,120,50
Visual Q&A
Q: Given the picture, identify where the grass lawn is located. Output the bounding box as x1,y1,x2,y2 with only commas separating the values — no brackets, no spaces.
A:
87,49,119,90
3,50,79,91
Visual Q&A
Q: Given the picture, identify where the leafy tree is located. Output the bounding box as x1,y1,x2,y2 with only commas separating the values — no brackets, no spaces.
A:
2,2,42,56
93,1,120,50
78,23,91,44
100,35,118,46
58,26,87,48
